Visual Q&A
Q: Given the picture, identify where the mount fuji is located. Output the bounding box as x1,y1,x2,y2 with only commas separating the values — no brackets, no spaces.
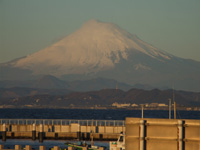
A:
1,20,200,91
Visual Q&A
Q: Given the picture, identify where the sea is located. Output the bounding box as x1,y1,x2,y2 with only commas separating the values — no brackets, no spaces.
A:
0,108,199,149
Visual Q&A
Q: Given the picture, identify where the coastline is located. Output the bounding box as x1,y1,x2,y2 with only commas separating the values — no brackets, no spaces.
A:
0,105,200,111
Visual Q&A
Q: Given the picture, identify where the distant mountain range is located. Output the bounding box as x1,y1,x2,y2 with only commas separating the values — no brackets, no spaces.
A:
1,74,158,93
1,75,199,108
1,20,200,91
0,87,199,108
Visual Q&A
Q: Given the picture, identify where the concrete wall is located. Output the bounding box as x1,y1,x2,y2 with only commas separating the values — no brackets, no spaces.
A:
0,123,124,140
0,124,125,134
125,118,200,150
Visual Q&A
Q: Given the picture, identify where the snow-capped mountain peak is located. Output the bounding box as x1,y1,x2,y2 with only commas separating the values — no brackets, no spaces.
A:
13,20,172,76
1,20,200,92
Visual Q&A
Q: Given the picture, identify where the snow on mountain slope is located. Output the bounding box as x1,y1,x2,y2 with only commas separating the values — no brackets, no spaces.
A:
1,20,200,91
13,20,173,75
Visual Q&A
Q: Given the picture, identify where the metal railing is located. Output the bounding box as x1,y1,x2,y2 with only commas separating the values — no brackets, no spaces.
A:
0,119,125,126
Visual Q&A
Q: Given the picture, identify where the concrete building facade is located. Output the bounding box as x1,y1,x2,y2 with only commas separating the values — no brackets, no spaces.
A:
125,118,200,150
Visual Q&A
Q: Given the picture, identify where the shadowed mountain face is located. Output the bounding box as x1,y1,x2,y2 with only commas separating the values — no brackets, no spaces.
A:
0,76,134,92
0,20,200,91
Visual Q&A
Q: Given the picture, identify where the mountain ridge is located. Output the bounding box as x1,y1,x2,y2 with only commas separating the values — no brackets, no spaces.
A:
0,76,135,91
0,87,199,108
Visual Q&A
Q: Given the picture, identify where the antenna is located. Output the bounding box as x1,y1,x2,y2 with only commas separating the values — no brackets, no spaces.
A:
141,104,144,119
169,99,171,119
174,101,176,119
172,84,176,119
116,82,118,90
173,84,175,103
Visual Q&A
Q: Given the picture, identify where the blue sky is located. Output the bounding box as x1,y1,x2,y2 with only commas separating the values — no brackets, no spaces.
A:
1,0,200,63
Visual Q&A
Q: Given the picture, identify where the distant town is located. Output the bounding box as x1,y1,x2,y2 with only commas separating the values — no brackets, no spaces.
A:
110,102,200,111
1,102,200,111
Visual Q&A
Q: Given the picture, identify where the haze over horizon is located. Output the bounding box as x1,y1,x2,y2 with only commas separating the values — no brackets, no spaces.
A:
1,0,200,63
